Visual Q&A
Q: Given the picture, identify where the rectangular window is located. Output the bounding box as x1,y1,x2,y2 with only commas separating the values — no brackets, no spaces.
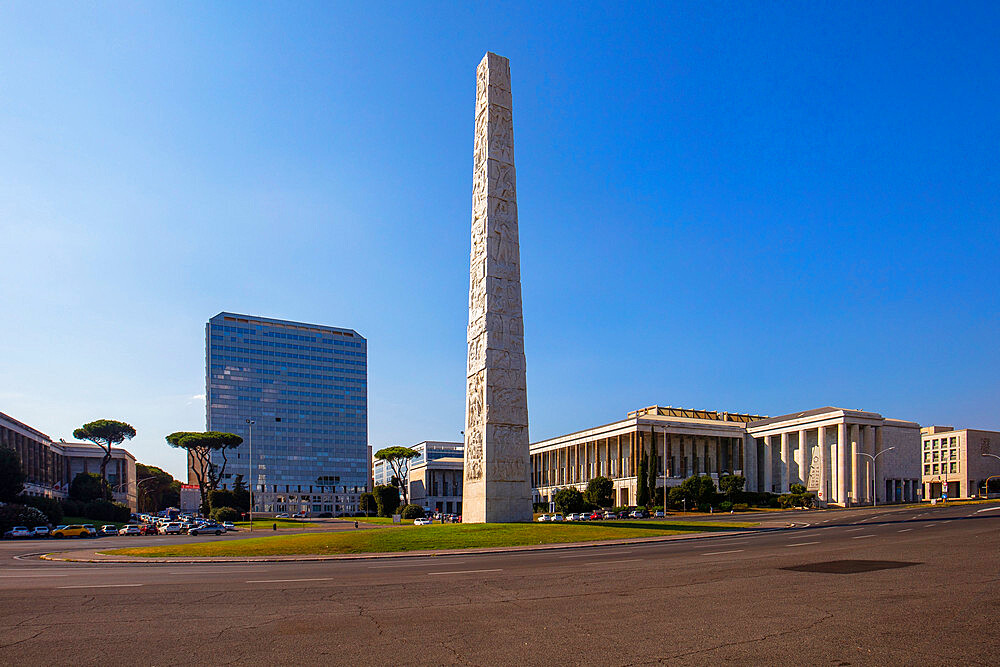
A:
949,462,957,473
923,464,930,474
932,464,939,474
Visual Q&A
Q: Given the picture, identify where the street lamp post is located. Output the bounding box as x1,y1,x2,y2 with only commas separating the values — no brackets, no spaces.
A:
982,453,1000,497
246,419,255,532
857,447,895,507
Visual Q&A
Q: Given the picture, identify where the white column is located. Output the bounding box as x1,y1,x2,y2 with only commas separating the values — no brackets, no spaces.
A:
762,437,773,493
874,426,883,503
862,425,874,503
850,424,860,505
797,429,808,486
780,432,791,493
837,422,848,505
818,426,827,504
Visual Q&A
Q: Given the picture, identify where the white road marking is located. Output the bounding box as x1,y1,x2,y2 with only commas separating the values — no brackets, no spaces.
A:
168,569,260,574
786,542,819,547
58,583,143,589
247,578,333,583
924,523,936,528
898,528,913,532
701,550,743,556
975,507,1000,514
369,560,467,569
585,559,642,565
0,573,67,578
559,551,632,559
427,569,502,576
852,535,874,539
845,527,866,532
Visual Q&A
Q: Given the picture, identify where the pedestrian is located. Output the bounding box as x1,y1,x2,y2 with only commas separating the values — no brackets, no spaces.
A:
272,522,277,531
354,520,359,529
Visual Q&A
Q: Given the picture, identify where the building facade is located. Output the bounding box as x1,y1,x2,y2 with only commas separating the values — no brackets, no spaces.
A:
531,405,921,507
205,312,368,516
372,441,464,514
0,411,138,510
920,426,1000,499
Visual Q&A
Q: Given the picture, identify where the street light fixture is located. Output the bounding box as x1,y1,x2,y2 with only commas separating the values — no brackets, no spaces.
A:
246,419,255,532
856,447,895,507
981,453,1000,497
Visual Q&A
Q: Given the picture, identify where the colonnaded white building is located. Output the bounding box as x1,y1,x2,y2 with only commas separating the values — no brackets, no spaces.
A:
531,405,921,507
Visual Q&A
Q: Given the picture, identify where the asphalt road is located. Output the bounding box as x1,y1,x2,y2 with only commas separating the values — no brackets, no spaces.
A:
1,502,997,665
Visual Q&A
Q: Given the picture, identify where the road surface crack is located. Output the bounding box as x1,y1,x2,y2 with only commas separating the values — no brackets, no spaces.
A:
653,609,835,662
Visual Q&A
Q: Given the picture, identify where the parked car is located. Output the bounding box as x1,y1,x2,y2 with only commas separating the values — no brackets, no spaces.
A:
413,517,432,526
221,522,237,531
159,522,183,535
3,526,32,539
630,509,649,519
536,514,550,522
32,526,50,538
589,511,603,520
188,523,225,536
654,510,665,518
101,525,119,536
550,514,564,522
52,525,96,538
140,524,159,535
275,514,290,518
118,525,142,536
602,511,617,520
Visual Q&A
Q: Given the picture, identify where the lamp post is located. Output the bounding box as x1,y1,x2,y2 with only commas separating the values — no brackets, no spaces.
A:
982,453,1000,497
246,419,255,532
857,447,894,507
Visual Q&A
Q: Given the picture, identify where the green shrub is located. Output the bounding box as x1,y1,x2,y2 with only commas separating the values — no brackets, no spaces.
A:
20,495,64,524
732,503,749,511
359,492,377,515
210,507,239,522
208,489,237,510
70,472,110,502
718,501,733,512
60,498,81,517
0,504,49,532
400,504,425,520
532,502,549,513
83,499,130,522
374,485,401,517
553,487,584,515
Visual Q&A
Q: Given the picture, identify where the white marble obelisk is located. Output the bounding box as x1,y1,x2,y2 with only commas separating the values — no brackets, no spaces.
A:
462,52,532,523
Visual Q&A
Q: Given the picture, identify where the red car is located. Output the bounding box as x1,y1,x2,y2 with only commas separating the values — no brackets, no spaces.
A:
140,524,158,536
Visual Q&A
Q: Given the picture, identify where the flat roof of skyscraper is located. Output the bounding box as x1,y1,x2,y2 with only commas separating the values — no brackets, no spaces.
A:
210,311,364,339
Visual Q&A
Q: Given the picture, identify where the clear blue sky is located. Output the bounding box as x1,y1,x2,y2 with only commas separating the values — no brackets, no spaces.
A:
2,2,998,480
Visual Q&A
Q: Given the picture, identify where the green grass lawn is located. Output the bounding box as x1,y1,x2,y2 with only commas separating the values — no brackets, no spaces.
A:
333,516,414,525
106,520,756,558
233,519,320,530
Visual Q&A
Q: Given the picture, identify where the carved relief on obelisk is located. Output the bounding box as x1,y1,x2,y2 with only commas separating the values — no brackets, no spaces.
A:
462,52,532,523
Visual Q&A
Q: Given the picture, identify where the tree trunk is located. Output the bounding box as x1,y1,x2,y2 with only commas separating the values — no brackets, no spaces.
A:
100,447,112,499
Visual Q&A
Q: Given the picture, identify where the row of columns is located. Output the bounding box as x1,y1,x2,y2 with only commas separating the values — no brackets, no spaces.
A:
531,429,745,489
755,422,882,504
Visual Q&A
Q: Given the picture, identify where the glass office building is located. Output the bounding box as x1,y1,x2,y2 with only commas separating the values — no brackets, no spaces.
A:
205,312,367,515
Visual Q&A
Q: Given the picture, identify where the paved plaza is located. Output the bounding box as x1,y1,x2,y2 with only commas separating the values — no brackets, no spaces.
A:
0,502,997,665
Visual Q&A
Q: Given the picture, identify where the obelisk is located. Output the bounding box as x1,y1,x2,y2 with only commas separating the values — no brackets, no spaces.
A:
462,52,532,523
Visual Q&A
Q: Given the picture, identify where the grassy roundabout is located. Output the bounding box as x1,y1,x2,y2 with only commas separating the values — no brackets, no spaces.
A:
104,520,757,558
233,518,320,530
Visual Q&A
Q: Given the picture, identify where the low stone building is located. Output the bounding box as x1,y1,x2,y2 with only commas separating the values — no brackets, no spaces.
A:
0,410,138,510
373,441,464,514
531,405,922,507
920,426,1000,499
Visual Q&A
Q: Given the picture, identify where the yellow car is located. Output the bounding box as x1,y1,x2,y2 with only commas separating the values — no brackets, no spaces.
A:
52,524,96,538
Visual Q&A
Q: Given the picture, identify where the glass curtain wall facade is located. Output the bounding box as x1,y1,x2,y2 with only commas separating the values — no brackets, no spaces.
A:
206,312,368,515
